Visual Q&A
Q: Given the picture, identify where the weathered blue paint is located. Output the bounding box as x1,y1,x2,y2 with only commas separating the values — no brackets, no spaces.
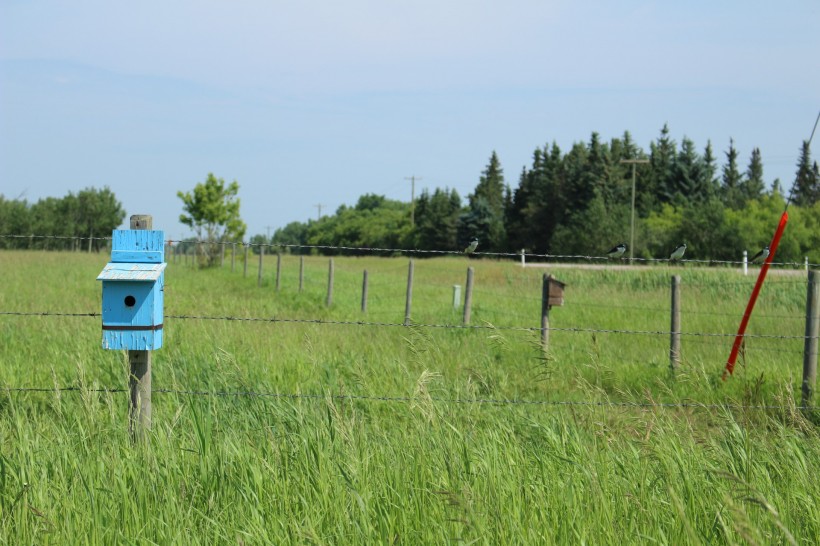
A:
97,229,166,350
111,231,165,263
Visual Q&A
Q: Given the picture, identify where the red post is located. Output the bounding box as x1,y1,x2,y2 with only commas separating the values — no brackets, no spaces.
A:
724,211,789,379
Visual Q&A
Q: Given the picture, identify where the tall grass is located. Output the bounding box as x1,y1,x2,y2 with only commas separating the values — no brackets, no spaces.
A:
1,250,818,544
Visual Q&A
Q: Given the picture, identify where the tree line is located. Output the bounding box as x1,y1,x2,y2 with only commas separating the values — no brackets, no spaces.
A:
0,187,125,251
270,125,820,263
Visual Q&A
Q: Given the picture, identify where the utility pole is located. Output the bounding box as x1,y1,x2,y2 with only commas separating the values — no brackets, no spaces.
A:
314,204,324,221
620,159,649,263
405,175,422,227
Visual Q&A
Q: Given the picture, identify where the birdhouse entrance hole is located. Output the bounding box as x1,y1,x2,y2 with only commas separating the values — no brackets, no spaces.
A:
124,295,136,307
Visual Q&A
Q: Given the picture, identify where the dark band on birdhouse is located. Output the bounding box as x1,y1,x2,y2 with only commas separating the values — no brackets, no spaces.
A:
102,324,164,332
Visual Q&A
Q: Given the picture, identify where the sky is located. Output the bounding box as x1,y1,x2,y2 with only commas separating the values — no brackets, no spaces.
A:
1,0,818,240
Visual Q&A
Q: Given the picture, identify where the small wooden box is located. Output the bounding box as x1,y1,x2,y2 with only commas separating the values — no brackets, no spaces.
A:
96,230,166,350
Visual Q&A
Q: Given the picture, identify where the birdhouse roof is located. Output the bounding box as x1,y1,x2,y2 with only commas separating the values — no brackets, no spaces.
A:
96,262,167,282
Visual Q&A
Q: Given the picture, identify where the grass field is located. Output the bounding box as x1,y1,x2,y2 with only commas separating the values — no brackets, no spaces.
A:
1,249,819,544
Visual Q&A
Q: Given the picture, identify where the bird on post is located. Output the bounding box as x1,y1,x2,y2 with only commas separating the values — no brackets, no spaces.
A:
606,242,627,259
669,243,687,261
464,237,479,254
750,246,769,263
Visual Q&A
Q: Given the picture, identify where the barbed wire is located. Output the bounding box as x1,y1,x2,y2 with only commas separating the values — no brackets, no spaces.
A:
3,233,818,268
1,310,816,340
1,385,811,412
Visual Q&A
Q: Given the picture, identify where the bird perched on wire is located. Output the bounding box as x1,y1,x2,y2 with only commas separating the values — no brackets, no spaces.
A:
606,242,627,259
750,246,769,263
464,237,479,254
669,243,687,261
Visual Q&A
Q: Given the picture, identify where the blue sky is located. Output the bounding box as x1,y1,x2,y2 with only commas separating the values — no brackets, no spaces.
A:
1,0,818,240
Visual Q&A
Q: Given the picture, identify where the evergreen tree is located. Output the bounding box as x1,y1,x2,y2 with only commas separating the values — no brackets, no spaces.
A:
469,152,506,250
505,166,532,251
670,137,714,203
414,188,461,250
720,139,744,209
560,141,592,213
509,142,565,253
471,151,505,214
703,141,720,196
457,197,498,253
740,147,765,202
585,132,614,202
791,140,820,206
649,124,677,206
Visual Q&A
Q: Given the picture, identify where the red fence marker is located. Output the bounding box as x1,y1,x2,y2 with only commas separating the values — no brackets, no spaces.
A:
723,211,789,379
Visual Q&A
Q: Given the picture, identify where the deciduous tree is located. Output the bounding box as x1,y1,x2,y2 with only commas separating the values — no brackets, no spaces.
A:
177,173,247,266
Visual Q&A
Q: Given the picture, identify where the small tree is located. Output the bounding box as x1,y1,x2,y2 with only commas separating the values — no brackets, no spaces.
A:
177,173,247,267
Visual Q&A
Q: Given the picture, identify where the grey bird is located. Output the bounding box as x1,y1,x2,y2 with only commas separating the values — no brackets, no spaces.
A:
464,237,479,254
750,246,770,263
669,243,687,261
606,242,627,259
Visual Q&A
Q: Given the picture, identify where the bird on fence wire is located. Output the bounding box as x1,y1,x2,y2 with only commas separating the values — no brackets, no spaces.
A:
669,243,687,261
606,242,627,259
750,246,770,263
464,237,479,254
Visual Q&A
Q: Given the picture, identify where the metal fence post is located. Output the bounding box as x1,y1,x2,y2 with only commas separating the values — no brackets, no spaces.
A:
802,270,819,410
670,275,681,370
463,267,474,325
404,260,414,326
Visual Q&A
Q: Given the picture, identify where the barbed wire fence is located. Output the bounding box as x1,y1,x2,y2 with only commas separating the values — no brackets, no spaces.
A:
2,385,812,413
2,233,819,268
1,233,818,415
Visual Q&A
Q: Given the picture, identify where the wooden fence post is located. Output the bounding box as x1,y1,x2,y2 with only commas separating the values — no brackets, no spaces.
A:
404,260,414,325
802,270,819,410
452,285,461,310
540,273,550,352
670,275,681,370
243,244,249,277
326,258,334,307
129,214,152,439
231,243,236,273
463,267,474,325
361,269,369,313
220,242,225,267
258,244,264,287
299,256,305,292
276,253,282,291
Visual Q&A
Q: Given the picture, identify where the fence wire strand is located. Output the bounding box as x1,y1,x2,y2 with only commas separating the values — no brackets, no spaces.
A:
3,233,818,268
1,310,816,340
1,385,811,412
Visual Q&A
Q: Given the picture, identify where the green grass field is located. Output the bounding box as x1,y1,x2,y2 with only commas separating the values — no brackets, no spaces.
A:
1,250,818,544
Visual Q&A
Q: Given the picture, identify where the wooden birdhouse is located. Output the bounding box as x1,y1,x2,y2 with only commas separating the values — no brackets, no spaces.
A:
544,275,566,308
96,229,166,350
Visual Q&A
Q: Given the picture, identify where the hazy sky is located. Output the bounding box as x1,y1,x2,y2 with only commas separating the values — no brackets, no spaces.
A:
1,1,818,239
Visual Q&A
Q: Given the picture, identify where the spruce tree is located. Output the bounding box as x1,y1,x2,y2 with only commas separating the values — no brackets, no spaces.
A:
720,139,744,209
468,152,507,250
791,140,820,206
649,124,677,207
740,147,765,201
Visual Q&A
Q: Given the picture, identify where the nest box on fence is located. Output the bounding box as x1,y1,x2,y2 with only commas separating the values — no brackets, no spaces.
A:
96,229,166,350
546,275,566,308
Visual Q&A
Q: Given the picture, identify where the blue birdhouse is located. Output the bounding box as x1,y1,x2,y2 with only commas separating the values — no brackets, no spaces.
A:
96,230,166,350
